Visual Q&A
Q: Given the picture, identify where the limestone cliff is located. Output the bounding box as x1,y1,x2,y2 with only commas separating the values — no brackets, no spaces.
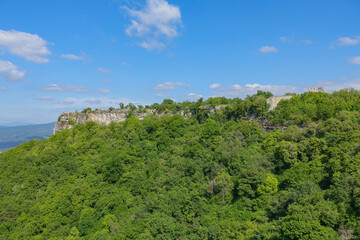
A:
53,106,228,134
266,95,293,111
54,109,158,134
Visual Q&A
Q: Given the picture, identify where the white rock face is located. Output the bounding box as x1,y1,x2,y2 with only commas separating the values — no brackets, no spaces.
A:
53,109,155,134
266,96,293,111
53,106,226,134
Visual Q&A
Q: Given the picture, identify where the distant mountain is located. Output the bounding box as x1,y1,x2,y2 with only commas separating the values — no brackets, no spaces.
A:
0,122,55,151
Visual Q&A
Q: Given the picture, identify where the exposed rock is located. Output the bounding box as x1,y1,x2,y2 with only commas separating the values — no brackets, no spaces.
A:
308,86,325,92
267,95,293,111
54,109,154,134
53,109,196,134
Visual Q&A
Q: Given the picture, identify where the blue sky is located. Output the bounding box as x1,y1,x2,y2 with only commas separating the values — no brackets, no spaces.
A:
0,0,359,124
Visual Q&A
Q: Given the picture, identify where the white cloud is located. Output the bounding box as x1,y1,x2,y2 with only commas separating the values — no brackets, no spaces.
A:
99,88,110,93
317,78,360,92
209,83,221,89
139,39,166,50
280,36,312,45
349,57,360,65
259,46,278,53
0,60,25,81
0,87,7,91
0,30,51,63
185,93,203,101
125,0,182,50
156,93,172,98
210,83,297,98
153,81,189,90
36,96,53,101
41,84,88,92
61,54,83,60
121,62,130,66
55,97,142,110
97,67,111,74
42,84,62,91
337,36,360,46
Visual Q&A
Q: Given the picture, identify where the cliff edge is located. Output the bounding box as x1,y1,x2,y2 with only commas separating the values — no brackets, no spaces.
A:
54,109,157,134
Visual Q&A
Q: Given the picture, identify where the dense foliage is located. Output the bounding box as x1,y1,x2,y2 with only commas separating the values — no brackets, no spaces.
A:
1,89,360,239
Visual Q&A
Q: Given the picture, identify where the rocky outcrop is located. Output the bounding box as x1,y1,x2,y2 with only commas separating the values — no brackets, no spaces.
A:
53,105,229,134
54,109,158,134
267,96,293,111
308,86,325,93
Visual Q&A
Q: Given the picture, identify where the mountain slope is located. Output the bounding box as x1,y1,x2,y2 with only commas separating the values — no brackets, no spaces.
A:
1,90,360,239
0,122,55,151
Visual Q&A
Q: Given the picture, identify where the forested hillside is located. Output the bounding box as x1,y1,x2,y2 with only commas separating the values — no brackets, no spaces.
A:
1,89,360,239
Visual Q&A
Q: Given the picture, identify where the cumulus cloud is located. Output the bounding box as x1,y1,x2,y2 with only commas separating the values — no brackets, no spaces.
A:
0,60,25,81
97,67,111,74
125,0,182,50
210,83,297,98
349,57,360,65
259,46,278,53
0,30,51,63
185,93,203,101
209,83,221,89
41,84,88,92
36,96,53,101
153,81,189,90
99,88,110,93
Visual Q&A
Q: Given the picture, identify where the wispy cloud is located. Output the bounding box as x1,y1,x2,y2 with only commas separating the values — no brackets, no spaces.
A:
0,60,25,81
298,39,312,44
259,46,278,53
153,81,189,90
55,97,141,110
0,87,7,91
185,93,203,101
139,39,166,50
101,79,112,83
280,36,312,44
349,56,360,65
209,83,221,89
36,96,53,101
317,78,360,92
156,93,172,98
99,88,110,93
97,67,111,74
41,84,88,92
337,36,360,46
0,30,51,63
61,52,91,61
125,0,182,50
121,62,130,66
210,83,297,98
